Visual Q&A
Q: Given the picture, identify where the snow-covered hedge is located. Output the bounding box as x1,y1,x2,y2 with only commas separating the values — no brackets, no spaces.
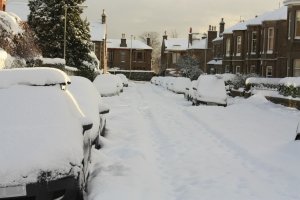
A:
245,77,281,91
278,77,300,97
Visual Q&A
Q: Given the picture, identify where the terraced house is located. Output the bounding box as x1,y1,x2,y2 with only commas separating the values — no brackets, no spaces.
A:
284,0,300,76
219,6,288,78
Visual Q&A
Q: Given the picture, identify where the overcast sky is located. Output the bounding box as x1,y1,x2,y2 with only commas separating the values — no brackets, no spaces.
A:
10,0,283,39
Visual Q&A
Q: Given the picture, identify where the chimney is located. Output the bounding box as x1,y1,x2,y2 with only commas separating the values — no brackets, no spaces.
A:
146,34,151,46
0,0,5,11
120,33,127,47
189,27,193,46
163,31,168,40
219,18,225,37
207,25,217,49
102,9,106,24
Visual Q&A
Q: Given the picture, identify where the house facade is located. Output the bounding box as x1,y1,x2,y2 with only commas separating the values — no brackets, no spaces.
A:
0,0,5,11
284,0,300,76
107,34,152,71
90,10,108,73
161,26,217,75
219,6,288,78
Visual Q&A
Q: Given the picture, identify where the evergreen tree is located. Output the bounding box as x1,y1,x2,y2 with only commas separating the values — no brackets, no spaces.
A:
28,0,98,80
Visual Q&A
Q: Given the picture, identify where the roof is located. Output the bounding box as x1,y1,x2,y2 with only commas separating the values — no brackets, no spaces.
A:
223,6,287,34
164,38,188,51
107,39,152,50
188,38,207,50
90,22,106,41
207,60,223,65
284,0,300,5
212,36,223,42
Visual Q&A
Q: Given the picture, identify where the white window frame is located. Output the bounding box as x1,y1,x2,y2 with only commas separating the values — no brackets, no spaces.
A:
236,36,242,56
250,65,256,74
251,31,257,53
289,12,292,40
266,66,273,78
293,59,300,77
172,53,180,64
295,10,300,39
267,27,274,53
120,51,126,63
226,38,231,57
225,65,230,73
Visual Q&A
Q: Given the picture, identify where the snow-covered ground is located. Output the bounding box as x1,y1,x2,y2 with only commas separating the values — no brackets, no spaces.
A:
88,82,300,200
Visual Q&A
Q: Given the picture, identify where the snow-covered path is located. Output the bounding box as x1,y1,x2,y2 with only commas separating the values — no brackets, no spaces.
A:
88,82,300,200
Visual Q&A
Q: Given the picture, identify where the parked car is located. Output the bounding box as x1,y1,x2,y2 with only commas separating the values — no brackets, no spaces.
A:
93,74,122,97
0,68,95,200
193,75,227,106
185,80,197,101
69,76,109,149
116,74,129,87
173,77,191,94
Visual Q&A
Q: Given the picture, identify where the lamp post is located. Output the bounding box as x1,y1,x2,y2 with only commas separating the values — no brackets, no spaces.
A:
129,35,133,79
64,4,88,62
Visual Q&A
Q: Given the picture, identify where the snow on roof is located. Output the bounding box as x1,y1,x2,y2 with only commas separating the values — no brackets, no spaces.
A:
90,22,106,41
188,38,207,50
223,6,287,34
0,11,23,34
107,39,152,50
284,0,300,5
0,67,71,88
6,2,30,21
164,38,189,51
212,36,223,42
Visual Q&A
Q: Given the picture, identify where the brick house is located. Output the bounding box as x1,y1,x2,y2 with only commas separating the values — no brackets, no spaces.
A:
0,0,5,11
90,10,108,73
220,6,288,78
284,0,300,76
107,34,152,71
161,26,217,75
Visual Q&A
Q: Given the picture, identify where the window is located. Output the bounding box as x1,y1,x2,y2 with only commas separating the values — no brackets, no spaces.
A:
266,66,273,77
226,38,231,56
289,12,292,39
250,65,256,73
251,32,257,53
236,36,242,55
267,27,274,52
293,59,300,77
108,51,114,62
236,66,241,74
120,51,126,62
295,11,300,39
133,51,145,62
225,65,230,73
172,53,180,64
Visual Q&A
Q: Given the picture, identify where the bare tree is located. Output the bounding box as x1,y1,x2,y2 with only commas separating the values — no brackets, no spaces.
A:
139,31,161,73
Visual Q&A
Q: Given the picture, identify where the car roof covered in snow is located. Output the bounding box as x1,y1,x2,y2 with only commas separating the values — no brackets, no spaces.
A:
0,67,71,88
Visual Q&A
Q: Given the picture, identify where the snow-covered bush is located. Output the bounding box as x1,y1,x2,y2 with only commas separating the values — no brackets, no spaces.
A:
231,73,260,90
245,77,281,91
176,55,203,80
278,77,300,98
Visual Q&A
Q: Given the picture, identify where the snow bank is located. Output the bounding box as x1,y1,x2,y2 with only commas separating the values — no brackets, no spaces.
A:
0,67,71,88
117,74,129,86
0,11,23,35
195,75,227,105
41,58,66,65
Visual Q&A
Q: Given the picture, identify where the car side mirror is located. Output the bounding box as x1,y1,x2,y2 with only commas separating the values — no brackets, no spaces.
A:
100,109,110,115
83,123,93,134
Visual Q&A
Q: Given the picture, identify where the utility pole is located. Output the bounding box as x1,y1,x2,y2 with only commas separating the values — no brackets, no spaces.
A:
129,35,133,79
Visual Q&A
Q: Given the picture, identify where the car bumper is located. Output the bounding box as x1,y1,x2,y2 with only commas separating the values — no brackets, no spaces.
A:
0,176,79,200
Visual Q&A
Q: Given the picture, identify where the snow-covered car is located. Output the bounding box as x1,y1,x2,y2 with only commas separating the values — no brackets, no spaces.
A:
166,77,176,91
0,68,94,200
117,74,129,87
93,74,122,97
193,75,227,106
69,76,109,149
173,77,191,94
